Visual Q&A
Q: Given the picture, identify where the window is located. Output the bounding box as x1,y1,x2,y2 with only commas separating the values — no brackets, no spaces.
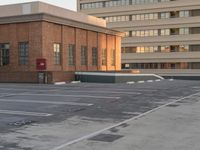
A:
0,43,10,66
161,46,170,52
160,12,170,19
92,47,98,66
81,46,87,65
179,45,189,52
179,10,190,17
179,28,189,35
111,49,115,66
54,43,61,65
80,0,175,10
68,44,75,66
102,48,107,66
161,29,170,36
19,42,28,65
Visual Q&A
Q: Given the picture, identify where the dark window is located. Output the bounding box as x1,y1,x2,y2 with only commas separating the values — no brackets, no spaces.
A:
54,43,61,65
111,49,115,66
19,42,29,65
92,47,98,66
81,46,87,66
0,43,10,66
68,44,75,66
102,48,107,66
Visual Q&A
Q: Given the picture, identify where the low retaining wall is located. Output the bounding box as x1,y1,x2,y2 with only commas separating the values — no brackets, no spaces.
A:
75,72,164,83
0,71,75,84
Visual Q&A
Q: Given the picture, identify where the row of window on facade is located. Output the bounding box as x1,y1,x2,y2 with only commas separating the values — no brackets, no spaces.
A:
122,62,200,69
0,42,28,66
104,10,190,23
122,45,200,53
54,44,116,66
0,43,116,67
80,0,175,10
124,27,190,37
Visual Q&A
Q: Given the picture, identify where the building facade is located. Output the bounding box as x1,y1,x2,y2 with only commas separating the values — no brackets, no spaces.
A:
0,2,122,83
78,0,200,78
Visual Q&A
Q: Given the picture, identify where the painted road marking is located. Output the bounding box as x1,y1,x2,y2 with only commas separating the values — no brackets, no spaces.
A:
123,112,141,115
0,87,156,93
51,91,200,150
17,93,120,99
0,86,140,95
0,99,93,106
0,88,57,92
0,110,52,117
147,80,153,83
61,90,140,95
155,79,161,82
126,81,135,84
137,81,145,83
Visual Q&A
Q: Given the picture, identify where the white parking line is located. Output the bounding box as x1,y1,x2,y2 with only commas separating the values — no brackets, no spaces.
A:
0,88,57,92
0,94,16,98
137,81,145,83
0,99,93,106
51,91,200,150
126,81,135,84
62,90,140,95
155,79,161,82
123,112,141,115
0,110,52,117
17,93,120,99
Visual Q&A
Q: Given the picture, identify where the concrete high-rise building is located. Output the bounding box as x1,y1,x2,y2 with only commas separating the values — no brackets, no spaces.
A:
78,0,200,78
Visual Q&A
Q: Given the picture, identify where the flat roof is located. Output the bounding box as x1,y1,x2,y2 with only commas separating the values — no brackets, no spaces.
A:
0,1,106,27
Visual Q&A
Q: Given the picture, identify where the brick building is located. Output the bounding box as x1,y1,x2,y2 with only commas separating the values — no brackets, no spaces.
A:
0,2,123,83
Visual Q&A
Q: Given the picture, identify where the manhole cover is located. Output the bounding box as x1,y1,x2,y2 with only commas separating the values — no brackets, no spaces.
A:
88,134,123,142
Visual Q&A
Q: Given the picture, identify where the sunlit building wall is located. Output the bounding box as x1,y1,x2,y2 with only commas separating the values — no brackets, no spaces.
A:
78,0,200,77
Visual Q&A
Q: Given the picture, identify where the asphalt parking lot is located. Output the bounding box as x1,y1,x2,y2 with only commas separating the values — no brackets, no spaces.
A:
0,79,200,150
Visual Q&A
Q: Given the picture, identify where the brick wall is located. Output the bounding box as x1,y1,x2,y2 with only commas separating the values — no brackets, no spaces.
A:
0,21,121,83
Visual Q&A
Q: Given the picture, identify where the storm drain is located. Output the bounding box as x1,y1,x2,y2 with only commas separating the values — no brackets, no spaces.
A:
88,134,124,142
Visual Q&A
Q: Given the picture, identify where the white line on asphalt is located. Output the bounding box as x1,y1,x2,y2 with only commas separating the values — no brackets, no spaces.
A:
62,90,140,95
0,99,93,106
0,93,26,98
54,82,66,85
155,79,161,82
0,88,57,92
17,93,120,99
0,110,52,117
123,112,141,115
137,81,145,83
126,81,135,84
147,80,153,83
0,89,139,95
51,91,200,150
0,87,156,92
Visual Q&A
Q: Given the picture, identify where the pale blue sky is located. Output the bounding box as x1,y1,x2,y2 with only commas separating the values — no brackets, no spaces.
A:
0,0,77,11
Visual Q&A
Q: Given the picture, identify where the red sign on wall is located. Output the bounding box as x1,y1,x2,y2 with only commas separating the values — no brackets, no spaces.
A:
36,58,47,71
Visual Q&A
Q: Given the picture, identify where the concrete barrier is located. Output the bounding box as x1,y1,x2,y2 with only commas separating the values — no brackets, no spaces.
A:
75,72,164,83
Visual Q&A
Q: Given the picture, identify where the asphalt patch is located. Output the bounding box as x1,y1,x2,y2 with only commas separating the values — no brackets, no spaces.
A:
88,134,124,142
